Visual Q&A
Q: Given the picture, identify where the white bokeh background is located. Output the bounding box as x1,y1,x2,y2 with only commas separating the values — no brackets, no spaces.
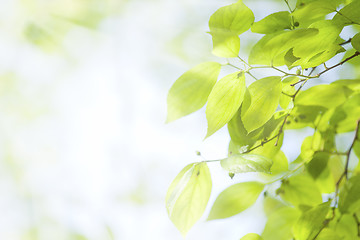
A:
0,0,321,239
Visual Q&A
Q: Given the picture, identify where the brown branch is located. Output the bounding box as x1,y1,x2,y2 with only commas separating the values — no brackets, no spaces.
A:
332,119,360,217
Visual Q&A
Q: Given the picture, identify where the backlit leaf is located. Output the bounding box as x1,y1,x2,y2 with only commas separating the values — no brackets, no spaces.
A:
251,11,291,34
262,207,301,240
333,0,360,27
293,202,331,240
278,174,322,207
249,29,318,66
165,162,212,236
209,0,254,35
295,84,350,109
209,31,240,57
352,33,360,52
206,72,246,138
208,181,264,220
241,76,282,132
166,62,221,122
220,154,273,174
339,175,360,214
240,233,263,240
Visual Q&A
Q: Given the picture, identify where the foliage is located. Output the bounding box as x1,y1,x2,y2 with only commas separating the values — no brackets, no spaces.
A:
166,0,360,239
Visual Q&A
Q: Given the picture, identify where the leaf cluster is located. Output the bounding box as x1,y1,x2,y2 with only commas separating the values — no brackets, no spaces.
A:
166,0,360,238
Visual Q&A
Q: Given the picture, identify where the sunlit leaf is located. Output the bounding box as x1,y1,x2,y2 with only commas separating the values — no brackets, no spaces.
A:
206,72,246,138
330,93,360,133
241,76,282,132
240,233,263,240
295,84,350,109
209,31,240,57
339,175,360,214
262,207,301,240
352,33,360,52
220,154,273,174
208,181,264,220
166,62,221,122
209,0,254,35
249,29,318,66
291,20,343,68
333,0,360,26
293,202,331,240
278,174,322,207
251,11,291,34
166,162,212,236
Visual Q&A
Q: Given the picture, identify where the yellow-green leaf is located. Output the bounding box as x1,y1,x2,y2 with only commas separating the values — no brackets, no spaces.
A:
241,76,282,133
206,72,246,138
166,62,221,122
339,175,360,214
240,233,263,240
209,31,240,58
208,181,264,220
220,154,273,174
293,202,331,240
352,33,360,52
295,84,350,109
209,0,254,35
262,207,301,240
165,162,212,236
251,11,291,34
278,174,322,207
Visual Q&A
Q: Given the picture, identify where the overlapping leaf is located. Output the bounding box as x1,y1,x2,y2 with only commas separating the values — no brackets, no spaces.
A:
208,181,264,220
206,72,246,138
241,76,282,132
220,154,273,174
166,62,221,122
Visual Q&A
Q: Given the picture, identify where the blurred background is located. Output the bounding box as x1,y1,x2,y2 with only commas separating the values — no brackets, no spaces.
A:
0,0,326,239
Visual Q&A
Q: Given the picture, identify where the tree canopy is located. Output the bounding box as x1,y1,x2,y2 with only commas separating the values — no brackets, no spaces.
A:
166,0,360,239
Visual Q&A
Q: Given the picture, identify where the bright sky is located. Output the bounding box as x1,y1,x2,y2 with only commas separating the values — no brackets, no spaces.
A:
0,0,314,239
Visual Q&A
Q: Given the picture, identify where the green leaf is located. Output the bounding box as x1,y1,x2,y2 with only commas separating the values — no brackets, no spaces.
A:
278,174,322,207
352,33,360,52
206,72,246,138
165,162,212,236
240,233,263,240
291,20,343,68
295,84,350,109
209,0,254,35
315,228,341,240
293,201,331,240
262,207,301,240
241,76,282,133
209,31,240,58
293,0,341,28
208,181,264,220
330,93,360,133
285,105,327,129
208,0,254,57
333,0,360,27
263,196,286,217
248,29,318,66
332,79,360,92
334,214,359,240
339,175,360,214
220,154,273,174
166,62,221,122
251,11,291,34
269,150,289,174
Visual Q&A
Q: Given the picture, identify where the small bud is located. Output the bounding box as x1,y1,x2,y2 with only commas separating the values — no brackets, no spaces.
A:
296,69,301,75
229,172,235,179
294,22,299,27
